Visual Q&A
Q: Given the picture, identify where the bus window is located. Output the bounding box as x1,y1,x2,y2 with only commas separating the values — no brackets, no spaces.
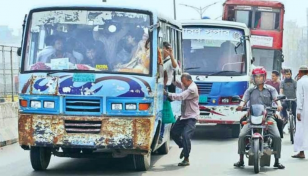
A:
236,11,252,28
254,11,280,30
23,10,151,75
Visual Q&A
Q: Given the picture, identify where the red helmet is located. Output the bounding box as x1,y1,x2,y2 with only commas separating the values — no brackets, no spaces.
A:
252,67,267,78
252,67,267,85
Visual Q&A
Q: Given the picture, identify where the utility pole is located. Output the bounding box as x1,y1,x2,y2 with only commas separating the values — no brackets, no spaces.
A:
180,1,220,19
173,0,177,20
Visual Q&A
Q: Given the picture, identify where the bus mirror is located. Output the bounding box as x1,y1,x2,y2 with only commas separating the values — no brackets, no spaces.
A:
281,54,284,62
17,47,22,56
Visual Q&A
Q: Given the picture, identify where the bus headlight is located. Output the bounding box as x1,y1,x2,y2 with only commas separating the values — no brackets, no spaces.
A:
112,103,123,110
44,101,55,109
30,101,41,108
125,103,137,110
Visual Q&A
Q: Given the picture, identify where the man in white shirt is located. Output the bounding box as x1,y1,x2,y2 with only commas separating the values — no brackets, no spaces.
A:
159,42,178,144
163,42,178,86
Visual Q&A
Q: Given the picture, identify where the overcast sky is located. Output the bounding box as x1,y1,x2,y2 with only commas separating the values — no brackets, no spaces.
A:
0,0,307,31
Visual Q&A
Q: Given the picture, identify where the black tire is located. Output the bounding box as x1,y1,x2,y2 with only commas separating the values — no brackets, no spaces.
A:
253,139,260,174
132,153,151,171
290,115,295,144
30,147,52,171
157,131,170,155
231,124,241,138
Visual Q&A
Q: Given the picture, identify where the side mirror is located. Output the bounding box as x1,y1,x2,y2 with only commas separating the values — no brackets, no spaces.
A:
276,95,286,101
232,95,243,102
17,47,22,56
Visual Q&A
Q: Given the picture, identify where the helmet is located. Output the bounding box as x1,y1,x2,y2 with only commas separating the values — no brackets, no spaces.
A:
252,67,267,85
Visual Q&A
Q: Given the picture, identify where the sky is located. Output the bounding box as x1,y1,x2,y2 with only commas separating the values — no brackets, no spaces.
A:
0,0,307,32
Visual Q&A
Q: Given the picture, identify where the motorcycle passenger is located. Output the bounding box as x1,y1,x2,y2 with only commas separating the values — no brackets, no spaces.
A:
234,67,285,169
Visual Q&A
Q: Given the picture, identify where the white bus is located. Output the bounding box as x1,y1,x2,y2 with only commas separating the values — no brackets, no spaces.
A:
181,20,252,137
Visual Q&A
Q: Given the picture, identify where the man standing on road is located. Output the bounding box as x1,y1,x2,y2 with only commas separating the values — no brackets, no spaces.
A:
165,73,199,166
292,65,308,159
280,69,297,128
266,70,281,93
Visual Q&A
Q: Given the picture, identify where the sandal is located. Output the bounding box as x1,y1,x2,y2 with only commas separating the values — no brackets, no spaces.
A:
178,160,190,166
292,154,305,159
234,161,244,167
180,149,184,159
274,163,285,169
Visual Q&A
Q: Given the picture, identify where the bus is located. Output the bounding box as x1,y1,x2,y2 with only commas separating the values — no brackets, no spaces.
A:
17,3,182,171
181,20,251,137
223,0,285,75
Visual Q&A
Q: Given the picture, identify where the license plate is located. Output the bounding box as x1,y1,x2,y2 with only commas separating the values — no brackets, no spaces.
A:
199,95,208,103
199,115,211,119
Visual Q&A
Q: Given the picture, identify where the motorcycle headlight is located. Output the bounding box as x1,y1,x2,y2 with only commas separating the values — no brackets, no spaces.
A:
30,101,41,108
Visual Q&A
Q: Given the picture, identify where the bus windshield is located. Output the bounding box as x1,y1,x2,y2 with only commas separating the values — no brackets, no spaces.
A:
23,10,151,75
183,27,247,76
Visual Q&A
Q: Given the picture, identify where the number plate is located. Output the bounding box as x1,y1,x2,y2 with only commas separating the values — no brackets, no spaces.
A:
199,95,208,103
199,115,211,119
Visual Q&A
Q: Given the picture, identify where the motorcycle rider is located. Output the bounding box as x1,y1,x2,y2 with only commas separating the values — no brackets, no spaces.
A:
234,67,285,169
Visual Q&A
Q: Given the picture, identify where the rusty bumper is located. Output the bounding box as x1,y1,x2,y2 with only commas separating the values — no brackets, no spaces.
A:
18,114,154,151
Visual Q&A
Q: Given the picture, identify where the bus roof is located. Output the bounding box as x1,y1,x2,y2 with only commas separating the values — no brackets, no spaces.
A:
181,19,248,30
28,3,182,28
223,0,284,9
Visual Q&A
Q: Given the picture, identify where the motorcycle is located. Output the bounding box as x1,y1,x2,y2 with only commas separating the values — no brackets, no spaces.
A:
233,95,285,173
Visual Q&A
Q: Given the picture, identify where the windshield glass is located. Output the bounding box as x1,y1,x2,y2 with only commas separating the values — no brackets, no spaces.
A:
251,104,265,116
183,27,246,76
23,10,151,75
252,49,275,78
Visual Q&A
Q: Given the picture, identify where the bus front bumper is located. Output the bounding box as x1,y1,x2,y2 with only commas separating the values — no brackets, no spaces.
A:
18,114,154,151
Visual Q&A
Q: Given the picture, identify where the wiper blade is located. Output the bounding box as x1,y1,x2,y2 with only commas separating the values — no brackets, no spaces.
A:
208,71,242,76
46,69,94,76
184,67,201,71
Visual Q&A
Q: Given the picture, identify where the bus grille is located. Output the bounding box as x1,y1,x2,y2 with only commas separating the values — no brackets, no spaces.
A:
64,98,102,115
65,120,102,134
196,82,213,95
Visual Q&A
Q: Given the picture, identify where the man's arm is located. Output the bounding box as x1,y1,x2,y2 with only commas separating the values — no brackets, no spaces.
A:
279,82,284,95
168,88,194,101
236,89,250,110
172,79,182,89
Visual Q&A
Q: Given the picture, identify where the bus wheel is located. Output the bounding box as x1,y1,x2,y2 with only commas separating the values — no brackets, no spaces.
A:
157,131,170,155
132,153,151,171
30,147,52,171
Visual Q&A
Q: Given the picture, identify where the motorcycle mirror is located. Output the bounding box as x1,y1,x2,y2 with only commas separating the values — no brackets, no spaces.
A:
232,95,242,102
17,47,22,56
276,95,286,101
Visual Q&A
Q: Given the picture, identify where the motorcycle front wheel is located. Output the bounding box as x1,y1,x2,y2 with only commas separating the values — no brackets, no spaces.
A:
253,139,260,174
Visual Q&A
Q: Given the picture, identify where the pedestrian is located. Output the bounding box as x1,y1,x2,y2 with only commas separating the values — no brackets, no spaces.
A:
280,69,297,129
165,73,199,166
292,65,308,159
266,70,280,93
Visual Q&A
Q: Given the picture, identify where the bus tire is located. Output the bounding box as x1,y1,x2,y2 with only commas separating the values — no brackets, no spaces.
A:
231,124,241,138
30,147,52,171
157,131,170,155
132,153,151,171
151,121,161,152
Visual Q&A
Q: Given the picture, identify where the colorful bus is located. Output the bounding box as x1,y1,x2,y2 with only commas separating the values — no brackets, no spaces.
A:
17,3,182,171
223,0,285,75
181,20,251,137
